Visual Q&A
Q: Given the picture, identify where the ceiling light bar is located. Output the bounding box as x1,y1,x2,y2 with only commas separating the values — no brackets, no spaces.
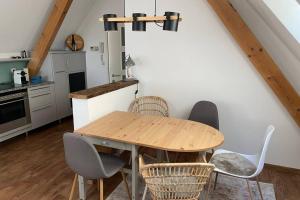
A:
99,15,182,23
100,12,182,32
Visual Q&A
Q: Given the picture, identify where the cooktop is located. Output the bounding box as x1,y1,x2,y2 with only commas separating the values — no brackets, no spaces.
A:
0,83,26,92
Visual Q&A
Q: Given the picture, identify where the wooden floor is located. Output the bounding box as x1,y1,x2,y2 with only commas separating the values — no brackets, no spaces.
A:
0,118,299,200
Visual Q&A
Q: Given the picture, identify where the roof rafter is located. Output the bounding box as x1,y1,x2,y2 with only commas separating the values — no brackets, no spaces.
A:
27,0,73,76
208,0,300,127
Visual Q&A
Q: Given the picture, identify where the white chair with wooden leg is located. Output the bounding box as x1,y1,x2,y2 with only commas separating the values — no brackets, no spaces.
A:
209,125,275,200
63,132,131,200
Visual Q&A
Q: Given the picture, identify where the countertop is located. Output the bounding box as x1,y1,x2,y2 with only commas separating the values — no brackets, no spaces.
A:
69,79,138,99
0,81,54,94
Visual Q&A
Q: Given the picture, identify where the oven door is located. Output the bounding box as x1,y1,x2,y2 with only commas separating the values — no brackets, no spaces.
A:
0,92,31,134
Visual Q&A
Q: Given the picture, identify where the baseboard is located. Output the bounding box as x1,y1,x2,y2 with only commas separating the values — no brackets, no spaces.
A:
264,163,300,175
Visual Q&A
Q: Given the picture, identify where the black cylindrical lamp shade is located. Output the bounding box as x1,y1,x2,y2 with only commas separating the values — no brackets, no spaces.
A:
132,13,146,31
103,14,118,31
163,12,180,32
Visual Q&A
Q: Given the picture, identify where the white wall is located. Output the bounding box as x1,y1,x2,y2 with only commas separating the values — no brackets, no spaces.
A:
125,0,300,169
77,0,124,87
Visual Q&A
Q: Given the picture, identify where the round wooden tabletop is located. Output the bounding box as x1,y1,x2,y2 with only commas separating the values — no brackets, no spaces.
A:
76,111,224,152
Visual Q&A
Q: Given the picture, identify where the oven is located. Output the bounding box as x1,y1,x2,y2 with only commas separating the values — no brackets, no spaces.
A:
69,72,86,93
0,89,31,135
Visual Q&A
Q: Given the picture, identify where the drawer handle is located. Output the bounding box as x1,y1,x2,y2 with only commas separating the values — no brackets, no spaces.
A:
30,93,51,98
32,105,51,112
29,86,50,91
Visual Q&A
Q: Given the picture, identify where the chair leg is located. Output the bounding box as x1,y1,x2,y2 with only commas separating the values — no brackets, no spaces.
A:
205,173,213,200
128,155,132,166
68,174,78,200
99,178,104,200
142,185,148,200
213,172,219,190
121,170,132,199
165,151,170,162
246,179,253,200
256,176,264,200
96,179,100,191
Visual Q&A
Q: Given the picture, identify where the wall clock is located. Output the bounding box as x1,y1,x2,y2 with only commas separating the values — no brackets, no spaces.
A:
65,34,84,51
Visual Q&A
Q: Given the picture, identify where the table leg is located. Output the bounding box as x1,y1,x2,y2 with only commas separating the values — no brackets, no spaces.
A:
198,151,207,162
131,145,139,200
156,150,163,162
78,175,86,200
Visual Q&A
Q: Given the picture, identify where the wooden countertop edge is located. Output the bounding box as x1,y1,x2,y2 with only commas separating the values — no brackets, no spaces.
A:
69,79,138,99
74,131,224,152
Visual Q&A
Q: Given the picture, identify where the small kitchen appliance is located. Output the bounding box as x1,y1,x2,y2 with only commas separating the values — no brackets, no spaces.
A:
13,68,29,85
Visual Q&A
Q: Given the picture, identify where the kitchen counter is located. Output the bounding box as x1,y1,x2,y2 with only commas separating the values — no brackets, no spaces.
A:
71,79,139,129
69,79,138,99
0,81,54,94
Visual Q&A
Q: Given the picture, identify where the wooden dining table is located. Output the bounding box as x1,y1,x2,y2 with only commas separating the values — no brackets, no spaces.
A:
75,111,224,200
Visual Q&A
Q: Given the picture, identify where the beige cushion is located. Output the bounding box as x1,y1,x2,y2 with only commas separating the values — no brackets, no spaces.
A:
210,153,256,177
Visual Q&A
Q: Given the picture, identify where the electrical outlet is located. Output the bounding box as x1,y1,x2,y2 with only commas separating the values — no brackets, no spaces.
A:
90,46,99,51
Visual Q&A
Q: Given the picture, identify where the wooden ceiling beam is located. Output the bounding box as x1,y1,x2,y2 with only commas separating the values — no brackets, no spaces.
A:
207,0,300,127
27,0,73,76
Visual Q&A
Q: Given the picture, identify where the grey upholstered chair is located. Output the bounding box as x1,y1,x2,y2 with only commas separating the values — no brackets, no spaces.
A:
188,101,219,186
188,101,219,130
63,133,131,200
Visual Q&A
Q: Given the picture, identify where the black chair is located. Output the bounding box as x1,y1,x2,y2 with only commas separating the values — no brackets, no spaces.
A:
188,101,220,190
188,101,219,130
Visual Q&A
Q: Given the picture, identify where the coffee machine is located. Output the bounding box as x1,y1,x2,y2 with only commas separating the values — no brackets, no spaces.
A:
13,68,29,85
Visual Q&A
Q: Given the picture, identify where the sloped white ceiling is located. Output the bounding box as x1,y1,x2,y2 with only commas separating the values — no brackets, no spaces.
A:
0,0,96,55
52,0,97,50
0,0,54,53
263,0,300,44
230,0,300,94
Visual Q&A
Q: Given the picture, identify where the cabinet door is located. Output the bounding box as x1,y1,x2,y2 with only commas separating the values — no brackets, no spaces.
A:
54,71,72,119
52,54,68,72
28,84,57,129
68,53,86,73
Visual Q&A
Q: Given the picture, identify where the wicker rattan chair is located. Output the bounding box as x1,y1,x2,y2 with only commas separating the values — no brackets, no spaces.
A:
139,155,215,200
128,96,169,117
129,96,170,161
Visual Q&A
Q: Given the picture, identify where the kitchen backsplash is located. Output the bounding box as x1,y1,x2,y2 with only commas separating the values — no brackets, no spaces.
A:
0,61,28,84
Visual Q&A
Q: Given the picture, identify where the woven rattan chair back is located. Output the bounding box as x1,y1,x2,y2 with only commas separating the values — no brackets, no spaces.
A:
129,96,169,117
139,156,214,200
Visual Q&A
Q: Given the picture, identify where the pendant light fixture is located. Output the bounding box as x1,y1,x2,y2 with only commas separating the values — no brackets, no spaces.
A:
132,13,147,31
163,12,180,31
100,0,182,32
103,14,118,31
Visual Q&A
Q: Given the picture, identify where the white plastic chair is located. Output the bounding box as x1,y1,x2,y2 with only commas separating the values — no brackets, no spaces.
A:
209,125,275,200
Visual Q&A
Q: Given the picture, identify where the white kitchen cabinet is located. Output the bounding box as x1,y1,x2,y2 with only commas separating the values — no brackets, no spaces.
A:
39,51,86,120
68,52,86,73
52,54,68,72
54,71,72,119
28,84,57,129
